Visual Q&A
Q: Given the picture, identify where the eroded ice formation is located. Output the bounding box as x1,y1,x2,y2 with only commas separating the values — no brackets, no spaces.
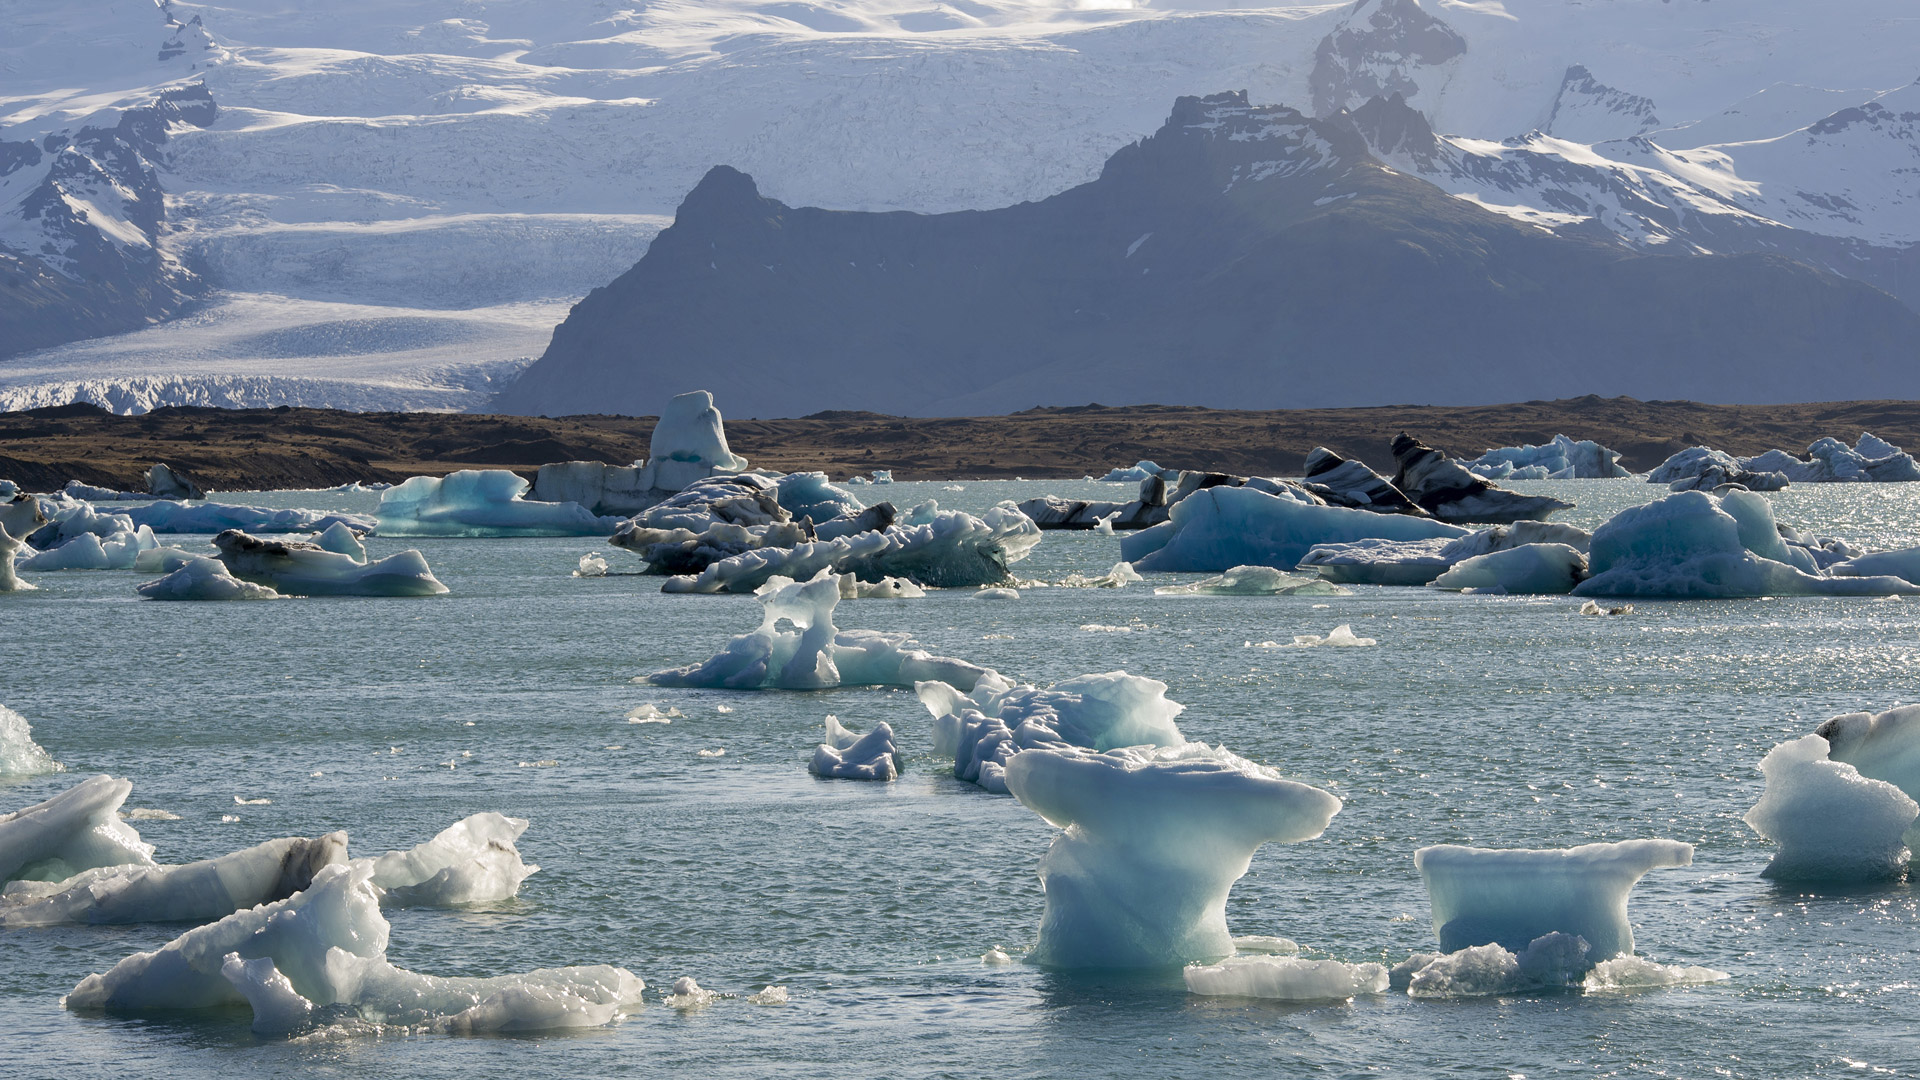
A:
662,504,1039,593
1018,475,1169,531
651,571,992,690
1819,706,1920,827
1183,956,1386,1000
1299,447,1427,515
1099,461,1177,483
0,705,61,776
1743,734,1916,881
0,525,36,593
63,862,642,1036
1655,434,1920,486
608,473,882,575
919,671,1187,793
377,470,621,537
1005,743,1342,968
1429,543,1589,595
0,833,347,927
138,556,285,601
1390,435,1574,524
809,716,900,780
527,392,755,514
1154,565,1350,596
0,775,155,885
1414,840,1693,958
1122,486,1467,574
214,529,449,597
364,813,538,906
145,463,203,500
1463,435,1631,480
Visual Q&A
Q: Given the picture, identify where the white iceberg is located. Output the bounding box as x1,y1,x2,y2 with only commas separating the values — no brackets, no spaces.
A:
1463,434,1631,480
809,716,899,780
1818,705,1920,833
1122,486,1468,574
214,529,449,597
137,556,284,601
1650,435,1920,486
63,861,642,1036
1413,839,1694,958
1004,742,1342,968
1154,565,1350,596
0,704,61,776
1430,543,1588,595
364,812,538,907
377,470,622,537
0,524,38,593
314,521,368,561
650,570,992,690
1183,955,1388,1001
641,389,751,491
919,670,1188,794
0,775,155,885
0,833,347,927
1099,461,1176,483
124,500,376,535
1743,734,1916,881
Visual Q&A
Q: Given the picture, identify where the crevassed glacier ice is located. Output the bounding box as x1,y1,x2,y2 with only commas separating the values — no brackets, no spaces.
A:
1153,565,1350,596
377,470,622,537
918,670,1187,793
365,813,538,907
663,505,1040,594
123,500,376,535
1572,491,1919,599
0,775,155,885
1414,840,1693,958
63,862,643,1037
650,571,992,690
809,716,900,781
1122,486,1468,574
1743,734,1916,881
0,705,61,776
1463,434,1632,480
0,833,347,927
137,556,285,601
215,530,449,597
1005,743,1342,968
1183,955,1387,1000
1430,543,1588,595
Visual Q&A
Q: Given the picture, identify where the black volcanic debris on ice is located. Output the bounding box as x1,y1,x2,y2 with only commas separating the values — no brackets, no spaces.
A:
494,92,1920,421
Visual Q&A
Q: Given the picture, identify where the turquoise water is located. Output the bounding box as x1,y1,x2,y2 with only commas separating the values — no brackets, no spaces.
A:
3,478,1918,1078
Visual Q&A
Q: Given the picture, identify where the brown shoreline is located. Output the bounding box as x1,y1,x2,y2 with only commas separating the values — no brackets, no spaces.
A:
2,396,1918,493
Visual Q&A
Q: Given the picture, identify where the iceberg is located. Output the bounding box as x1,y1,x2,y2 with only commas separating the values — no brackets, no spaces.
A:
314,521,368,561
145,463,204,500
0,704,60,776
1413,839,1694,958
1666,464,1790,493
63,861,643,1037
132,544,207,575
1743,734,1916,881
650,571,992,690
1,491,45,542
918,670,1187,793
1,525,38,593
1153,565,1350,596
377,470,622,537
1430,543,1588,595
20,527,158,572
662,504,1040,593
1123,485,1468,574
1098,461,1177,483
214,529,449,597
1647,446,1742,484
1004,742,1342,968
123,500,376,535
25,497,134,546
365,813,538,907
641,389,751,490
1299,520,1593,587
608,474,880,575
1463,434,1632,480
0,833,347,927
1402,932,1594,997
137,556,284,600
1651,435,1920,486
1299,447,1428,515
1183,955,1387,1001
1572,490,1919,599
0,775,155,885
775,471,865,526
1830,547,1920,585
809,716,900,780
1818,705,1920,830
1390,435,1575,524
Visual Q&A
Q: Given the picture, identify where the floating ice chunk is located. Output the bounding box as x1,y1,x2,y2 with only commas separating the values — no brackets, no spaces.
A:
809,717,899,780
0,705,61,776
0,525,35,593
1184,956,1387,1000
625,704,681,723
1743,734,1916,881
1414,840,1693,958
1155,565,1350,596
645,390,750,490
123,501,376,535
1124,486,1468,574
575,552,609,577
1390,435,1574,523
1057,562,1143,588
221,954,314,1035
365,813,538,907
1404,933,1594,997
1430,543,1588,595
215,530,448,597
1647,447,1743,484
145,463,203,500
665,976,720,1009
1578,600,1633,615
1099,461,1174,483
137,556,284,601
1283,625,1375,647
775,471,865,525
378,470,621,538
63,862,643,1035
747,985,788,1004
1231,935,1299,955
0,775,155,885
1464,435,1631,480
27,497,134,547
975,587,1020,600
663,505,1040,593
1582,955,1730,990
1830,547,1920,584
0,833,347,927
981,948,1014,965
1818,705,1920,835
920,671,1187,793
314,522,367,561
19,532,112,571
696,748,725,758
1296,537,1455,586
1005,743,1342,968
651,571,992,690
131,543,201,575
840,574,923,598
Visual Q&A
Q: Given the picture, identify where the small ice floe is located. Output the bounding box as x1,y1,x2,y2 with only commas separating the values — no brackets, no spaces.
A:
1078,623,1137,633
0,704,62,777
626,704,682,724
516,759,559,768
809,716,898,780
1246,625,1376,648
123,808,179,821
1184,956,1388,1001
1056,562,1143,589
1155,566,1349,597
1391,934,1728,998
974,587,1019,600
714,704,734,714
575,553,609,577
1231,935,1299,955
1414,839,1694,958
210,529,448,597
982,948,1015,965
1,775,154,885
137,556,284,601
1744,733,1916,882
364,812,538,907
747,985,788,1005
233,796,271,806
664,977,719,1009
1579,600,1634,615
697,748,725,758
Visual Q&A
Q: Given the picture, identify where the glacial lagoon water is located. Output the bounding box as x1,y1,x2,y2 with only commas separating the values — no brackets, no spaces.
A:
3,477,1918,1078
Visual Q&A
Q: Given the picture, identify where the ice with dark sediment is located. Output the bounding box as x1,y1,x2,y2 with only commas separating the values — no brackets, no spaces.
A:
377,470,622,537
0,833,347,927
1744,733,1917,881
0,775,155,886
650,570,991,690
1299,447,1429,515
661,504,1040,593
918,670,1187,794
213,529,448,597
19,526,157,571
809,716,900,780
1414,839,1694,958
607,472,880,576
1390,435,1575,524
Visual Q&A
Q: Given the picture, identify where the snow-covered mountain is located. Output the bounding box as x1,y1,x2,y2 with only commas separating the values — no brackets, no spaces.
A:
1,0,1916,413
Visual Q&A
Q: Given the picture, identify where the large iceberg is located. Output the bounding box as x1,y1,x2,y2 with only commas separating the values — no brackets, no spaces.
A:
1651,435,1920,486
0,705,61,776
1818,705,1920,828
63,861,643,1037
1004,743,1342,969
650,571,992,690
809,716,900,781
0,775,155,885
1123,486,1468,574
365,812,538,907
1572,490,1919,598
0,833,347,927
123,500,376,535
918,670,1187,793
214,529,449,597
528,391,754,514
377,470,622,537
1430,543,1589,595
1390,435,1574,524
1743,734,1917,881
1413,839,1694,958
662,504,1040,593
1463,435,1631,480
1300,520,1592,586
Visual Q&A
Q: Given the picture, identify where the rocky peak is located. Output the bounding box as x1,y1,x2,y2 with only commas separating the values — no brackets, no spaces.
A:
1310,0,1466,119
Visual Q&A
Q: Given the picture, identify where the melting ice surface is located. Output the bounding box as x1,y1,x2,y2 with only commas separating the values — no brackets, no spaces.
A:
1414,840,1694,958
